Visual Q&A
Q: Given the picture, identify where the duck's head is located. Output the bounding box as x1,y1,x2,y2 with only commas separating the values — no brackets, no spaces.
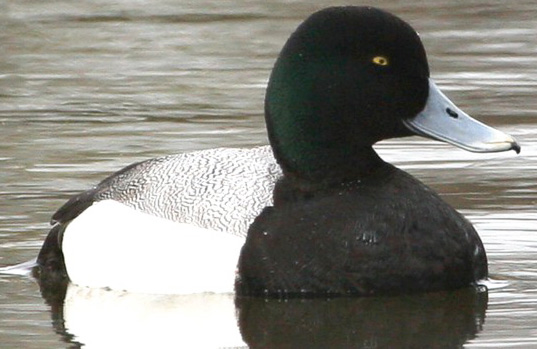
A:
265,6,520,183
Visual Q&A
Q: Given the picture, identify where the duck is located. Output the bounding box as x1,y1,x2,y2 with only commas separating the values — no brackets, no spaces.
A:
35,6,520,296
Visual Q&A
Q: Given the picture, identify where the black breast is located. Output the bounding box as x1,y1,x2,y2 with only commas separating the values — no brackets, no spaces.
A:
236,164,487,297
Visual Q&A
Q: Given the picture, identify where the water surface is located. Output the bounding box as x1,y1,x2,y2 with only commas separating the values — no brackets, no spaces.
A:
1,0,536,347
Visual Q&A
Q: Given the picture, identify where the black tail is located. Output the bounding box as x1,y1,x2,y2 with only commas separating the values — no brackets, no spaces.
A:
33,224,69,304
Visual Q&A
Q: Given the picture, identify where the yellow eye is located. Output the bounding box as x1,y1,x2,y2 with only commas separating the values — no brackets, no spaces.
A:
372,56,389,66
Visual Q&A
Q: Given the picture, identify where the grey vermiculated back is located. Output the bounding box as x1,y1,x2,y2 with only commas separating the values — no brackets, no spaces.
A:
92,146,282,237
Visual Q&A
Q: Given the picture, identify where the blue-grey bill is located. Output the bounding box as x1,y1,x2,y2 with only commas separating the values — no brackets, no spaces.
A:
403,79,520,154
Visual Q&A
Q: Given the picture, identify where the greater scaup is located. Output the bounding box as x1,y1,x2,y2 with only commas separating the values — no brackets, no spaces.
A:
35,6,519,296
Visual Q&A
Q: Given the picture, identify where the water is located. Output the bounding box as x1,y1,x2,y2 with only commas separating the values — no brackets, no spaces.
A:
1,0,536,347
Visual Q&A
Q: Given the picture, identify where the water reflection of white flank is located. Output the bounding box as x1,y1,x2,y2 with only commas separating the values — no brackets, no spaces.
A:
63,285,245,348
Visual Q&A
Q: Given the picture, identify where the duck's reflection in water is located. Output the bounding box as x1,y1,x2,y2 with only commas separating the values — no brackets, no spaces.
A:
236,287,487,348
37,281,245,348
35,272,487,348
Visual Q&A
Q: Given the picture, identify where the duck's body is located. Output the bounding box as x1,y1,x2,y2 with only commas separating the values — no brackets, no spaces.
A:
238,162,486,296
38,146,280,293
35,6,519,297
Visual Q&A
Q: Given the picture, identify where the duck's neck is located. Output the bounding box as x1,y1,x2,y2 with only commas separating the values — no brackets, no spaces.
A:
270,146,390,207
275,145,388,189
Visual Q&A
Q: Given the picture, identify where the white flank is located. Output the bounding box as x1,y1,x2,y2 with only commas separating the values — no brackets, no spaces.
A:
62,200,245,294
